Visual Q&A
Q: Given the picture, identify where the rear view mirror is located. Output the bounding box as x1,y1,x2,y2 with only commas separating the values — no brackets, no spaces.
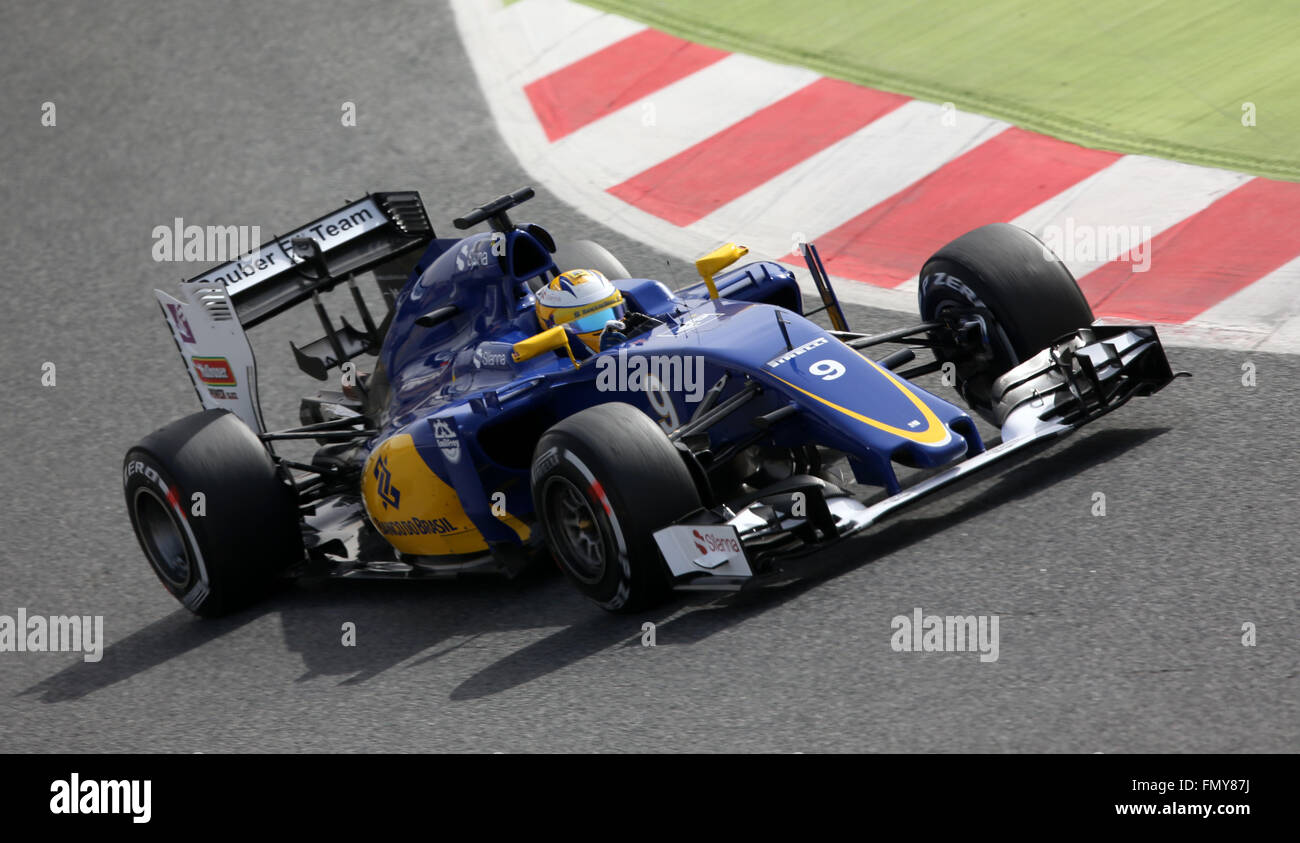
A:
512,325,575,367
694,242,749,299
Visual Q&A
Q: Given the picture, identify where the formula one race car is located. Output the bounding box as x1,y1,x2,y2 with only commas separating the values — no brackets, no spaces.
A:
124,188,1177,616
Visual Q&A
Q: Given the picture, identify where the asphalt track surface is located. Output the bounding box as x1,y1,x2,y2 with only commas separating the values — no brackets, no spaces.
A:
1,0,1295,753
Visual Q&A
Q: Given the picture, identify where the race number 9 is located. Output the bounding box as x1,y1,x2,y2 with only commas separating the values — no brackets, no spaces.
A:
645,375,679,432
809,359,846,381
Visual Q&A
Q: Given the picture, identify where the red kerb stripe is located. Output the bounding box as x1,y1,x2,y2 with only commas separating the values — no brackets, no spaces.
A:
525,29,728,141
609,78,909,225
1078,178,1300,322
787,128,1120,287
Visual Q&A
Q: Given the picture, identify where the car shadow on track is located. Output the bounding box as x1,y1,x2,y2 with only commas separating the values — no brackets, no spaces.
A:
274,565,592,685
19,427,1167,703
448,425,1170,700
17,608,267,703
736,425,1173,600
17,567,587,701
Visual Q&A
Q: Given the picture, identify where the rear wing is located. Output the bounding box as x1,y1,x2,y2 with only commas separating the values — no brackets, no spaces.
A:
187,192,433,327
156,191,435,433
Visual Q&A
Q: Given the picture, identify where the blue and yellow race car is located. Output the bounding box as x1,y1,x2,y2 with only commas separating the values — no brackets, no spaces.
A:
124,188,1177,616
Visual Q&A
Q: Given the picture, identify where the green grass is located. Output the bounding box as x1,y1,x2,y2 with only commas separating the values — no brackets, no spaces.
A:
576,0,1300,181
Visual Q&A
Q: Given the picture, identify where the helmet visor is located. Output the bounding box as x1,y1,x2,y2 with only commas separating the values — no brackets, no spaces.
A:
570,307,620,333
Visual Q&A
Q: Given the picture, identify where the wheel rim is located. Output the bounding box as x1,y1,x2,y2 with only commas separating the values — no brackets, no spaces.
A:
930,298,1019,404
542,476,606,584
933,298,1017,365
134,488,192,588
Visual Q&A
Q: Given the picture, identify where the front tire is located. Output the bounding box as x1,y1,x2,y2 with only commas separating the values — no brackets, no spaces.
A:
123,410,304,617
530,403,701,612
918,223,1095,419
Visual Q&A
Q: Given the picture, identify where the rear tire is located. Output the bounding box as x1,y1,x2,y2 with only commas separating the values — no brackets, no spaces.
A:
530,402,700,612
917,223,1094,418
123,410,304,617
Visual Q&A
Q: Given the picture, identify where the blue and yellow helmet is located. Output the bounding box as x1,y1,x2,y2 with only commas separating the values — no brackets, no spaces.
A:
535,269,625,351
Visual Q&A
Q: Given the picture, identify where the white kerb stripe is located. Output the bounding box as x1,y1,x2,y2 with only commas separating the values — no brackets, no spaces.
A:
549,53,820,190
688,99,1008,257
1010,155,1251,279
498,0,647,86
1193,251,1300,339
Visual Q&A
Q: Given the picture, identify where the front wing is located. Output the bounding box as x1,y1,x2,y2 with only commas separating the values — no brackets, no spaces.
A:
654,325,1178,591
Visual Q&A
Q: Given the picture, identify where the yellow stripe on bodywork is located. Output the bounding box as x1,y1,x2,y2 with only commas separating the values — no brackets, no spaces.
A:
363,433,489,555
499,512,531,542
771,357,950,445
362,433,534,556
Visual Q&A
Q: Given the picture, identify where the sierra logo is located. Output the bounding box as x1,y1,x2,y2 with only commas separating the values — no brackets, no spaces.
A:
692,528,740,556
191,356,236,387
473,344,510,369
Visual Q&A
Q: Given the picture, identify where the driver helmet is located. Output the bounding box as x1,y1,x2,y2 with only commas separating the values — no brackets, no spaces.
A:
536,269,625,351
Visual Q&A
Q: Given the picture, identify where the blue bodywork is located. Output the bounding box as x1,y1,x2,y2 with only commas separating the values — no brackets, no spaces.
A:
371,226,983,551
